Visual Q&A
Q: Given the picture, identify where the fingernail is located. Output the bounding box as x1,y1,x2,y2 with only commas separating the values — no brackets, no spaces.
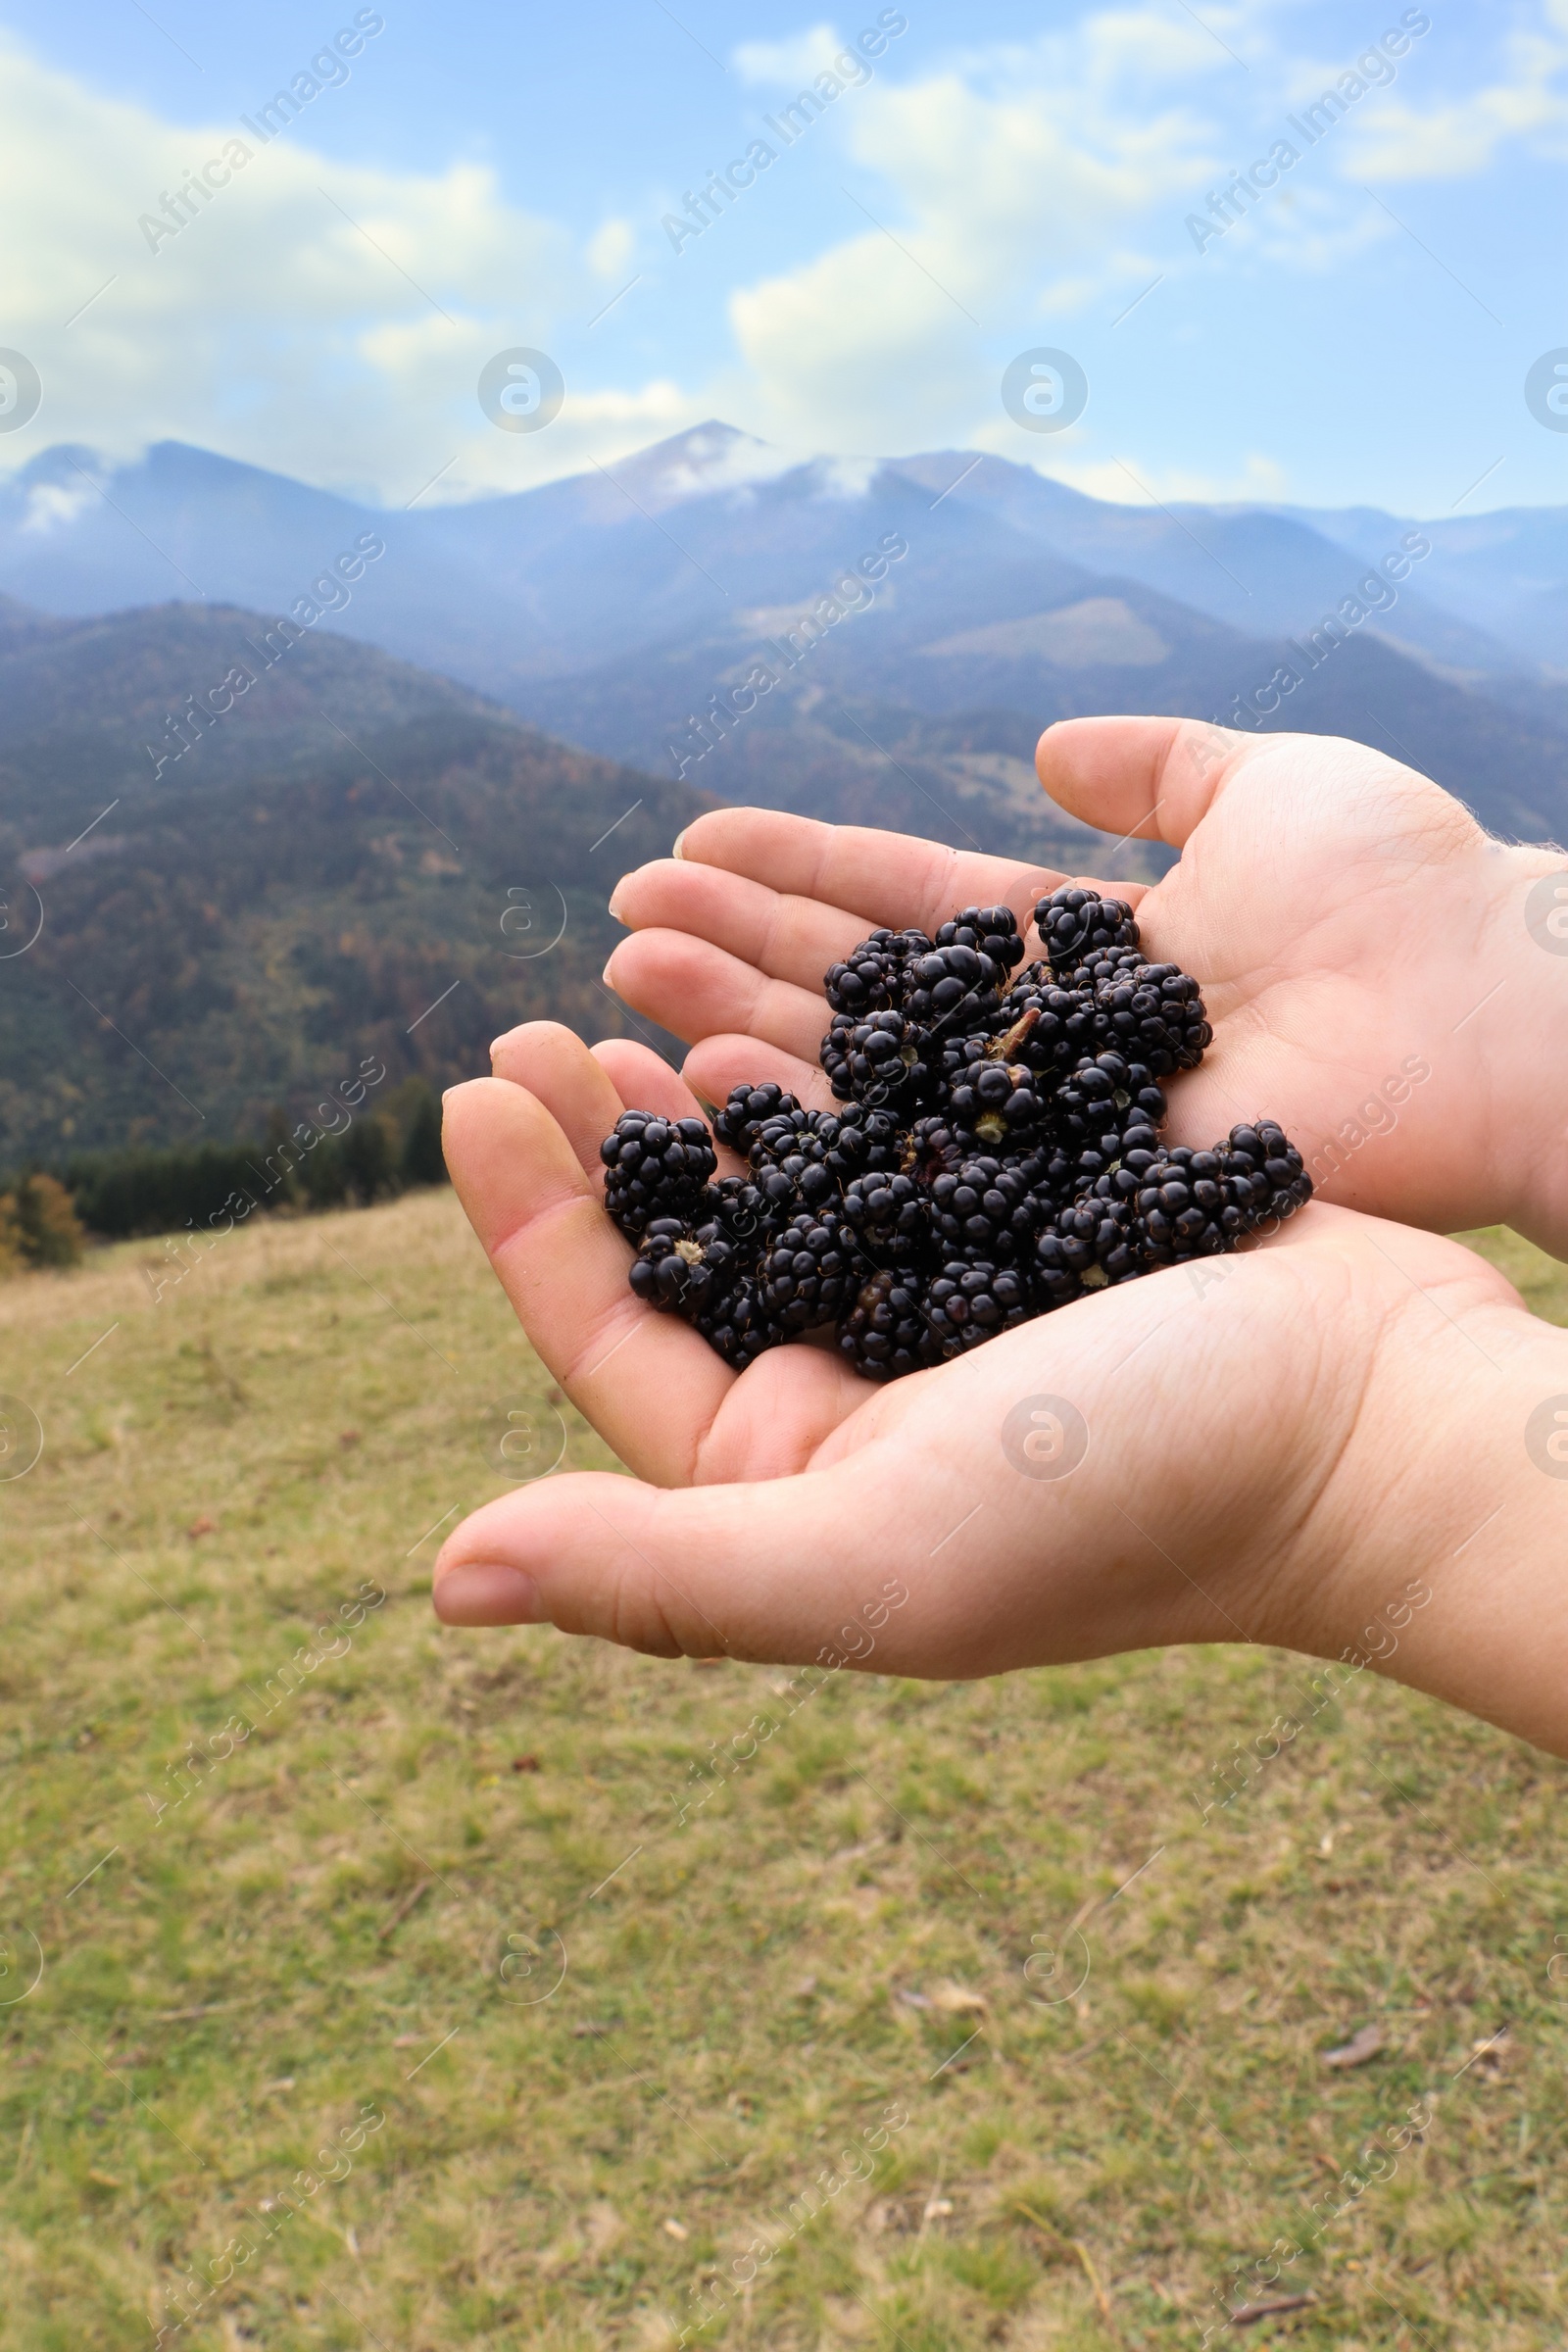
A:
671,829,688,859
601,957,616,988
608,898,625,923
432,1563,544,1626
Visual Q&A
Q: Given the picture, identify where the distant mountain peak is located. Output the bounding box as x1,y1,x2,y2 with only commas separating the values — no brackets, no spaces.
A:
606,418,800,512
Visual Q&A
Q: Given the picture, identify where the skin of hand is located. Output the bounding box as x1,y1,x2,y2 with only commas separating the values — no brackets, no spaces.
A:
599,715,1568,1259
433,1034,1568,1758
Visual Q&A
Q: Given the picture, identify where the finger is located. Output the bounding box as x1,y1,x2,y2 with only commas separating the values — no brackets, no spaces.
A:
606,929,827,1059
432,1461,922,1663
610,856,865,994
670,807,1068,936
489,1020,626,1183
1037,715,1260,851
441,1076,731,1482
680,1034,834,1117
591,1038,708,1125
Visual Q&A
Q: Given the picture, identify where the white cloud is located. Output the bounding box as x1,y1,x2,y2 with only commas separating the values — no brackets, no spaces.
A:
0,4,1552,508
729,28,1221,450
0,37,698,500
1340,10,1568,180
1005,445,1291,504
586,218,637,278
733,24,851,85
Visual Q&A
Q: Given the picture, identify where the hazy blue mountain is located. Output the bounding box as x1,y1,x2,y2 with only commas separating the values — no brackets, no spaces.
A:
2,425,1561,706
1271,499,1568,673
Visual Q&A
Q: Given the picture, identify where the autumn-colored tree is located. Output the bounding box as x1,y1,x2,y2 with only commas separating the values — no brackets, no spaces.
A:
7,1172,86,1269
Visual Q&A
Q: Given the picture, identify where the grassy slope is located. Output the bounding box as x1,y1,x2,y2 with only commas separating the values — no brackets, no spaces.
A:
0,1195,1564,2350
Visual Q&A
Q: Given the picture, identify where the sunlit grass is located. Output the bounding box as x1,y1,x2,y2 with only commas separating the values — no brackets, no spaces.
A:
0,1200,1563,2348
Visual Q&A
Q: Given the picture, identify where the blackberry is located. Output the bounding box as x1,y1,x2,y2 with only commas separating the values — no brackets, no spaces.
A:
1031,1233,1085,1312
927,1256,1032,1350
1041,1190,1146,1289
823,927,932,1016
841,1168,933,1266
748,1103,821,1164
712,1082,800,1158
904,942,1004,1030
750,1104,840,1216
1221,1122,1314,1221
839,1268,946,1383
824,1101,905,1186
929,1157,1044,1262
695,1277,784,1370
1088,956,1212,1074
933,905,1026,979
760,1210,858,1332
629,1215,743,1316
1035,885,1139,972
1134,1124,1311,1264
1053,1052,1167,1149
821,1007,932,1108
699,1175,776,1250
902,1112,968,1186
601,1112,717,1238
942,1042,1051,1151
993,972,1100,1074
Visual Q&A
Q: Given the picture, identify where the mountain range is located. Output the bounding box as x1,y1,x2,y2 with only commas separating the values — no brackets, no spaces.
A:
0,423,1565,1161
0,605,703,1162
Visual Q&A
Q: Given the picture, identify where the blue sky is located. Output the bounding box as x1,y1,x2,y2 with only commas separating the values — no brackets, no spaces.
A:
1,0,1565,513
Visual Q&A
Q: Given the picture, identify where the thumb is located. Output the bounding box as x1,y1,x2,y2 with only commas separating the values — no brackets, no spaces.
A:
430,1462,944,1670
1036,714,1258,850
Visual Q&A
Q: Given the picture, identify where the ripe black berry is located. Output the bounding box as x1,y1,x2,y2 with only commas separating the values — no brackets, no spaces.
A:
1133,1124,1312,1264
823,927,933,1015
694,1278,783,1369
934,905,1026,978
601,1112,717,1238
1085,956,1212,1074
927,1257,1032,1349
821,1007,931,1106
712,1082,800,1157
929,1157,1043,1261
760,1210,858,1331
838,1269,945,1382
629,1215,741,1315
842,1168,933,1266
1035,885,1139,971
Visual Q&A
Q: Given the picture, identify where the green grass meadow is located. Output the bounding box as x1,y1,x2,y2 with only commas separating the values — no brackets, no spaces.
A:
1,1192,1566,2349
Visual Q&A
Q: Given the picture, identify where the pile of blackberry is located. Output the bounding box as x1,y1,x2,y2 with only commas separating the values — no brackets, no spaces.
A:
600,888,1312,1381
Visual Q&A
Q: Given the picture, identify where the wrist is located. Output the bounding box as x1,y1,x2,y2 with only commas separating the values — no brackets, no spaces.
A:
1472,845,1568,1258
1289,1238,1568,1755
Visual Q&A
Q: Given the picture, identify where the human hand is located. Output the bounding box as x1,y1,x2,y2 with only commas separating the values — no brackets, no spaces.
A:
602,718,1568,1257
433,1027,1568,1758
